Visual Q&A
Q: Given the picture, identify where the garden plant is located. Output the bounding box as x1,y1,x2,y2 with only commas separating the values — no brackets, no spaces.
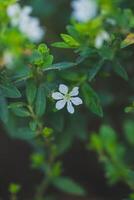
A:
0,0,134,199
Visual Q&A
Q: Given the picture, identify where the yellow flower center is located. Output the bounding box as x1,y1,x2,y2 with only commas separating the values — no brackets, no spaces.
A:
65,93,71,101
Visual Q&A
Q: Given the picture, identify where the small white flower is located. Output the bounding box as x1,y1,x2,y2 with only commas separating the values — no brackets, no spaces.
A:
7,3,45,42
52,84,83,114
71,0,97,22
95,31,110,49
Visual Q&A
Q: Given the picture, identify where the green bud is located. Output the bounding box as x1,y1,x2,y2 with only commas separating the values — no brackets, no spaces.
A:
9,183,21,194
42,127,53,138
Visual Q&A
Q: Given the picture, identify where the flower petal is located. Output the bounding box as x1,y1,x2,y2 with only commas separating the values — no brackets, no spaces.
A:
70,87,79,96
71,97,83,105
67,101,74,114
52,92,64,100
59,84,68,94
56,99,66,110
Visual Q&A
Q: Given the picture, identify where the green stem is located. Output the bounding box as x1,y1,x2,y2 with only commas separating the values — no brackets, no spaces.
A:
27,105,43,135
34,139,56,200
34,178,50,200
10,194,17,200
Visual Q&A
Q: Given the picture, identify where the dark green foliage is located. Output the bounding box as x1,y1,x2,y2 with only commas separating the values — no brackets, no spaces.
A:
90,125,134,186
0,94,8,123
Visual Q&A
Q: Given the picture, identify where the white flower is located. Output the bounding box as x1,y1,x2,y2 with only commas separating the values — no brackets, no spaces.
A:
7,3,45,42
7,3,21,26
95,31,110,49
52,84,83,114
19,16,44,42
71,0,97,22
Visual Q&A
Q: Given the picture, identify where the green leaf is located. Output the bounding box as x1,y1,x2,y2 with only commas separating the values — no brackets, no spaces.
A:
121,33,134,48
52,42,70,48
124,121,134,145
35,84,46,117
0,94,8,123
11,107,30,117
12,65,31,83
26,79,37,104
0,83,21,98
125,102,134,113
53,177,86,196
14,127,36,140
113,61,128,81
44,56,86,72
67,25,81,42
129,193,134,200
125,106,134,113
61,34,80,47
38,43,49,54
57,132,73,155
51,162,62,177
100,125,117,147
99,46,114,60
82,83,103,117
99,125,124,158
46,62,76,71
90,133,103,152
50,113,64,132
30,50,43,66
30,44,53,68
29,120,38,131
43,55,53,68
8,102,25,109
88,60,104,81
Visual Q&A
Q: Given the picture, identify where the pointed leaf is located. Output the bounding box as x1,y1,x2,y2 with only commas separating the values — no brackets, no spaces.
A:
15,127,36,140
35,84,46,117
113,61,128,81
89,60,104,81
26,80,37,104
0,84,21,98
61,34,80,47
53,177,86,196
52,42,70,48
82,83,103,117
121,33,134,48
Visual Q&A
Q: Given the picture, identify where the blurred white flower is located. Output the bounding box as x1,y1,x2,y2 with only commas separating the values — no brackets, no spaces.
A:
7,3,21,26
95,31,110,49
7,3,45,42
71,0,97,22
21,5,32,18
52,84,83,114
19,16,44,42
3,51,14,68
